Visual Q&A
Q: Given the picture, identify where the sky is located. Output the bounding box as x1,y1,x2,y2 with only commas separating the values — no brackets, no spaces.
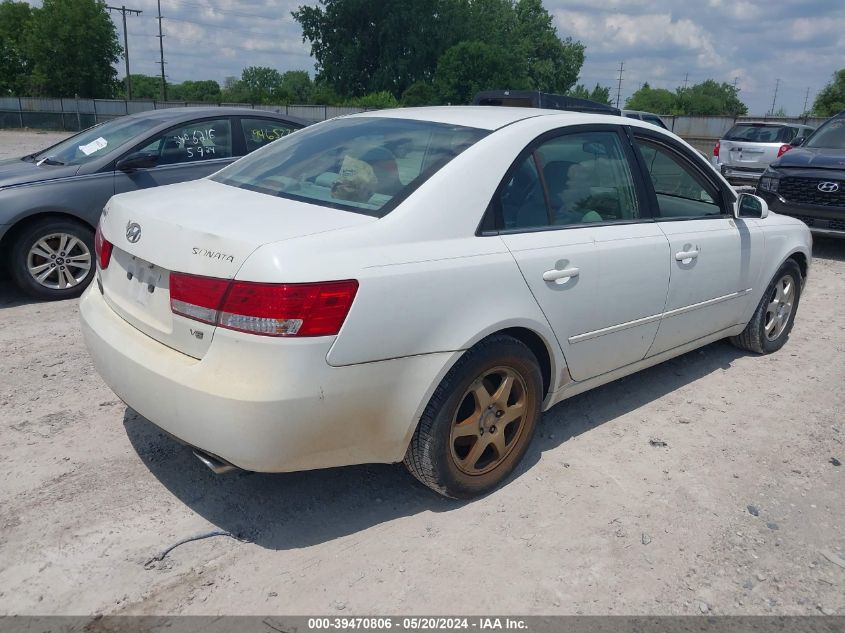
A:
29,0,845,115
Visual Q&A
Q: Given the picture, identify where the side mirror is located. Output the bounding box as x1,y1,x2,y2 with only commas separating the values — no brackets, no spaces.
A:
790,136,806,147
116,151,159,172
736,192,769,219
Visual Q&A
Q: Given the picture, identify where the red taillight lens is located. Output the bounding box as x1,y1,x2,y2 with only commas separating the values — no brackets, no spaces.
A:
169,273,358,337
777,144,792,158
94,224,113,269
713,140,720,157
170,273,230,324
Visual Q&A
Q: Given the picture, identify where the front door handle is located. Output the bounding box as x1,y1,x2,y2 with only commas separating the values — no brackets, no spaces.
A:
542,267,580,283
675,249,699,262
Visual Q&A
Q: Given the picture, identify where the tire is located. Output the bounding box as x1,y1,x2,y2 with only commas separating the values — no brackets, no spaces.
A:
730,259,802,354
404,335,543,499
9,218,95,301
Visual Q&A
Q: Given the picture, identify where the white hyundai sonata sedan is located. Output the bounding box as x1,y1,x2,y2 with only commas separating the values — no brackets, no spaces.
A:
80,106,812,498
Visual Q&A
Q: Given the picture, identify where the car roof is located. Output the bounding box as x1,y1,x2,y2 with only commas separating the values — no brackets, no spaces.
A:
123,106,306,124
343,106,633,131
732,121,799,127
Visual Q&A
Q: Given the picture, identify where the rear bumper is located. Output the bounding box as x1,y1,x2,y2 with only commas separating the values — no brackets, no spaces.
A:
79,284,454,472
757,191,845,238
716,164,765,183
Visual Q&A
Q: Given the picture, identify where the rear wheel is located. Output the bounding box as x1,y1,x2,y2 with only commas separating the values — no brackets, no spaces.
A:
730,259,802,354
404,335,542,498
9,218,95,300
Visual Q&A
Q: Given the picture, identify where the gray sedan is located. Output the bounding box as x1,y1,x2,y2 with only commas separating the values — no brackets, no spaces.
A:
0,107,306,299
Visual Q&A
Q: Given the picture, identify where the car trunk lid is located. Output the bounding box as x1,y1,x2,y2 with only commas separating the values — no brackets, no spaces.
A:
720,124,792,169
97,179,375,358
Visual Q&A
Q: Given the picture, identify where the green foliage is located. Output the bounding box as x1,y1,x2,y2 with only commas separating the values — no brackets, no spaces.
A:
625,83,677,113
625,80,747,116
276,70,313,103
0,0,33,95
239,66,283,104
348,91,400,109
434,41,527,105
293,0,584,100
812,69,845,117
568,83,612,106
401,81,438,106
115,74,161,99
26,0,122,98
676,80,747,116
169,80,221,103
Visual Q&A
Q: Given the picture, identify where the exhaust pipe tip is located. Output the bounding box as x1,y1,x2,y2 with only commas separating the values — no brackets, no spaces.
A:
192,449,239,475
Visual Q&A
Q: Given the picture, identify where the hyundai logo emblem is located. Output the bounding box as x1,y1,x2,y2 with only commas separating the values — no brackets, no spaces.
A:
817,181,840,193
126,221,142,243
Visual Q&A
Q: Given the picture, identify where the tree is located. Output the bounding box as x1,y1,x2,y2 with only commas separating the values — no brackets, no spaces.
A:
514,0,583,93
676,80,747,116
26,0,122,98
238,66,283,104
625,83,677,114
293,0,584,99
348,91,400,109
170,80,221,102
434,40,528,104
276,70,313,103
401,81,438,106
115,74,160,99
0,0,32,95
812,69,845,117
569,83,612,106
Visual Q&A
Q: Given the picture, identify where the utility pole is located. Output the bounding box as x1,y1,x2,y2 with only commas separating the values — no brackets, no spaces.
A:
156,0,167,101
802,86,811,115
733,76,738,89
107,5,142,100
770,78,780,116
683,73,689,90
615,61,624,109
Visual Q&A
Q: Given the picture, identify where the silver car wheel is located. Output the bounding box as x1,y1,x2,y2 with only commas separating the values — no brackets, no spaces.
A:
764,274,794,341
26,232,92,290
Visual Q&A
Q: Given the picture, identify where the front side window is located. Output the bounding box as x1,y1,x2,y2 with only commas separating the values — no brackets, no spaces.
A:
138,118,233,165
212,117,489,217
495,129,640,231
635,139,722,218
241,118,299,154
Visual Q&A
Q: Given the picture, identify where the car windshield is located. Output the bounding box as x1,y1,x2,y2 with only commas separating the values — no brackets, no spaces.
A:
212,117,489,217
804,118,845,149
724,124,795,143
32,116,158,166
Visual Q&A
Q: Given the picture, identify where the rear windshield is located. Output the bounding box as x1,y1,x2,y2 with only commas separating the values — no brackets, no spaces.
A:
804,117,845,149
212,117,489,217
724,124,796,143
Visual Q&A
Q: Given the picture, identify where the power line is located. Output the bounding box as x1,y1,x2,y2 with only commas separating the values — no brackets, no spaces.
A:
156,0,166,101
107,5,142,100
615,61,624,109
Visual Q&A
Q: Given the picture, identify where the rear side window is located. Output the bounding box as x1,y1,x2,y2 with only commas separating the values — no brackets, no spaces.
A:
494,130,640,231
213,117,488,217
241,118,298,154
642,115,668,130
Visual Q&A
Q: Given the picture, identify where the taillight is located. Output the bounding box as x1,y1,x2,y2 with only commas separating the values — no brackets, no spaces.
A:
94,224,113,269
169,273,358,337
170,273,229,324
713,140,720,157
777,144,792,158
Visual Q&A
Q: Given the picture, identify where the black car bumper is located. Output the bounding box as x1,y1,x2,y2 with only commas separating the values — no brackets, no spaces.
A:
758,190,845,238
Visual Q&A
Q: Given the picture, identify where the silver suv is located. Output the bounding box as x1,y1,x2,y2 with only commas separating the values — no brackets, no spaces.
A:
712,121,815,185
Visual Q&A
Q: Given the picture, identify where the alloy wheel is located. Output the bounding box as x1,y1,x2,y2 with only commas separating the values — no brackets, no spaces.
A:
764,274,795,341
449,366,529,476
26,232,92,290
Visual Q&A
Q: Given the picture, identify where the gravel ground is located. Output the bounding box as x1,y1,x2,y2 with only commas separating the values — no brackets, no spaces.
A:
0,129,72,159
0,130,843,617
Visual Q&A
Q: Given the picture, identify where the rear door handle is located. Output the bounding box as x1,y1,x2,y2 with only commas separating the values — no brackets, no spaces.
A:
675,249,699,262
542,267,580,282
